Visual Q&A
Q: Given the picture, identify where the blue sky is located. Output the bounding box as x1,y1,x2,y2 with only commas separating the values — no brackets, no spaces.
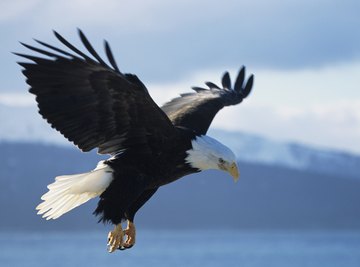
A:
1,0,360,153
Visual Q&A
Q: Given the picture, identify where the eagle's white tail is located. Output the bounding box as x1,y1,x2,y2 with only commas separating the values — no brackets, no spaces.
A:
36,161,113,220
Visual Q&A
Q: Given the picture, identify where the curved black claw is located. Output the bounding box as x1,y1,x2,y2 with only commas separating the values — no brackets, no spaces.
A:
118,244,134,250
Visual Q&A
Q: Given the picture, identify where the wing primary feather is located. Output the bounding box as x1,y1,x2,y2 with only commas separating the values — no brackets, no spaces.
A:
13,52,48,63
19,42,61,58
34,39,75,58
205,81,220,89
234,66,245,92
221,72,231,89
191,86,207,92
242,74,254,97
104,40,120,73
77,29,109,67
53,30,94,62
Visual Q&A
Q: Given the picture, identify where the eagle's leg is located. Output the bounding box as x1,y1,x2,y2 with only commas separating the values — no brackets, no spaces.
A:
107,224,124,253
123,220,136,248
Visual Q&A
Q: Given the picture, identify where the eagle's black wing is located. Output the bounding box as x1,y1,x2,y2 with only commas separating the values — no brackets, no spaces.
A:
16,29,176,154
161,68,254,135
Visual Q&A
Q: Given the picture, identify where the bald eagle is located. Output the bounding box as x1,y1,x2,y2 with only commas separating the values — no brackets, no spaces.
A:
16,29,254,252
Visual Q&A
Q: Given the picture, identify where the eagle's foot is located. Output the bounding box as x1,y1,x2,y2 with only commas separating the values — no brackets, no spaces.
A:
107,224,124,253
122,221,136,249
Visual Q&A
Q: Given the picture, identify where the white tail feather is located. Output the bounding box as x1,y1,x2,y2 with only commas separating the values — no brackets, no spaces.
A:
36,161,113,220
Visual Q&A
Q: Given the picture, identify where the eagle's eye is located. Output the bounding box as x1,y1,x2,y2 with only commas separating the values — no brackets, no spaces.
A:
219,158,225,164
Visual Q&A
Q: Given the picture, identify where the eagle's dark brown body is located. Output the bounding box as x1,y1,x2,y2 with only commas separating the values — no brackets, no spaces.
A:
95,127,198,224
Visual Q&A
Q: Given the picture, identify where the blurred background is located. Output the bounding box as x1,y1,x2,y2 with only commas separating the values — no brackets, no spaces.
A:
1,0,359,266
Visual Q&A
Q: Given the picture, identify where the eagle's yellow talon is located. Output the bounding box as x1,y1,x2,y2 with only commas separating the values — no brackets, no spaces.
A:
123,221,136,248
107,224,123,253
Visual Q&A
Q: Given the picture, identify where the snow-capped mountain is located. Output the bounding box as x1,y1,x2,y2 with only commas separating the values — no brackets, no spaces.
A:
1,103,359,178
209,129,360,179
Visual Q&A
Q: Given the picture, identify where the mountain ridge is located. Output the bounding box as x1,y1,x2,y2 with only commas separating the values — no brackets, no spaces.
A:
1,103,359,179
1,141,359,231
210,129,360,179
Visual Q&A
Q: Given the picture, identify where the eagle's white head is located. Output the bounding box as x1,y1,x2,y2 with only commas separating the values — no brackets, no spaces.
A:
185,135,239,181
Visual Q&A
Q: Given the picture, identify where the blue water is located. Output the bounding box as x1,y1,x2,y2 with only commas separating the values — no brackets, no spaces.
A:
0,230,359,267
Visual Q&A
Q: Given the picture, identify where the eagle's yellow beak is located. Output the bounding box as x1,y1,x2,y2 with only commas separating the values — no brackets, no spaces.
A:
228,162,239,182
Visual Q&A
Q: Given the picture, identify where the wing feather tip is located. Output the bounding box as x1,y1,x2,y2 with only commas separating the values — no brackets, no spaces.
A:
242,74,254,98
221,71,231,89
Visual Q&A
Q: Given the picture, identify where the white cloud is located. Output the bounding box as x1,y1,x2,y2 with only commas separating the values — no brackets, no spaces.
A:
0,93,35,107
211,101,360,153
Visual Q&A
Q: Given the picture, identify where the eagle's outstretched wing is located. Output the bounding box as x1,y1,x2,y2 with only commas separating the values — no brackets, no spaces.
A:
16,29,176,154
161,68,254,135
